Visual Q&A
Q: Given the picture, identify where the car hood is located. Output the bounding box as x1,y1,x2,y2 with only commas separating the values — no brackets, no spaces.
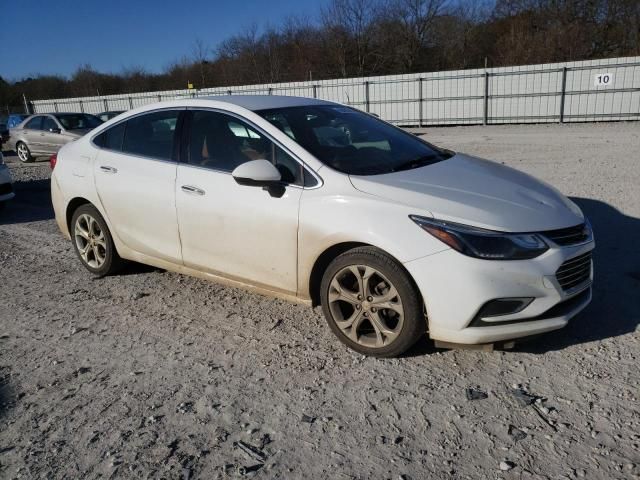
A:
349,153,584,232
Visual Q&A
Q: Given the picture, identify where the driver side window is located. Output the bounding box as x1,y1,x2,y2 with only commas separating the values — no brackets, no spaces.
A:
187,110,306,186
42,117,59,132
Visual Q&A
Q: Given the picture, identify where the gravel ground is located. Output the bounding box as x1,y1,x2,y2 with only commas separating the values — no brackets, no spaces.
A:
0,123,638,479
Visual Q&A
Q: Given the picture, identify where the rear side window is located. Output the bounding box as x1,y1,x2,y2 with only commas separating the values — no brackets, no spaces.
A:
94,122,126,151
121,110,179,160
25,117,43,130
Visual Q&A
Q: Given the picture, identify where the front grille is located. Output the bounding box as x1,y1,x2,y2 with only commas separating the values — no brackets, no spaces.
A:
555,252,592,292
543,223,590,246
0,183,13,195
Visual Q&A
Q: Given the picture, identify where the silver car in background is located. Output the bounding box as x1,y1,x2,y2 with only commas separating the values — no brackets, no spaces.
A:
8,113,102,162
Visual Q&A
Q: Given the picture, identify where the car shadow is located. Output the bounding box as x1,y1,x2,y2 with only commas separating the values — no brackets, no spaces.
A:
115,262,164,277
0,178,54,225
0,366,15,420
510,196,639,353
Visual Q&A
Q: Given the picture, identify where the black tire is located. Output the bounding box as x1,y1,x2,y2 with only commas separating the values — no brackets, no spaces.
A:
320,246,425,357
16,141,34,163
70,204,124,277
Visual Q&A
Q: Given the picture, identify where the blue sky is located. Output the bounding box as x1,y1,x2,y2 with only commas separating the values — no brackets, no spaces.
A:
1,0,322,80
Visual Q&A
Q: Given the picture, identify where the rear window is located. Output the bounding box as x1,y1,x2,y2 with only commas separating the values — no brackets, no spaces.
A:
94,122,125,151
25,117,43,130
121,111,179,160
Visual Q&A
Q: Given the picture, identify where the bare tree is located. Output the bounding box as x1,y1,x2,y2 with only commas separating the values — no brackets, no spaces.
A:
390,0,450,71
192,38,210,88
321,0,381,77
4,0,639,109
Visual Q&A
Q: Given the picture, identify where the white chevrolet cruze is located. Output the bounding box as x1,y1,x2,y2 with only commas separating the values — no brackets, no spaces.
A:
51,96,594,357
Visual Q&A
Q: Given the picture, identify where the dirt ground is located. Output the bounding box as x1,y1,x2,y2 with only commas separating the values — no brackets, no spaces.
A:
0,123,638,479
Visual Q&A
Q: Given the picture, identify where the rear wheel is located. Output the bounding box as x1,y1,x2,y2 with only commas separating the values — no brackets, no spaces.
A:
16,142,33,163
71,204,123,277
320,247,425,357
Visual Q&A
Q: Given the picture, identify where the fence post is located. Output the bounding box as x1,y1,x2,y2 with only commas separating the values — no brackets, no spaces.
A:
312,84,317,99
228,90,232,95
79,100,84,113
23,94,31,114
364,81,370,112
54,102,59,113
103,99,108,111
268,87,273,95
128,97,133,109
158,94,162,102
483,71,489,125
559,67,568,123
418,77,424,127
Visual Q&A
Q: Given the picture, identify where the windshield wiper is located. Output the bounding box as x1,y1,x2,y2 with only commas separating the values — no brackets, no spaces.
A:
392,155,437,172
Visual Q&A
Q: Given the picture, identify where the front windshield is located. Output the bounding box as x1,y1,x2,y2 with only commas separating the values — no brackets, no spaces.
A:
256,105,452,175
55,113,103,130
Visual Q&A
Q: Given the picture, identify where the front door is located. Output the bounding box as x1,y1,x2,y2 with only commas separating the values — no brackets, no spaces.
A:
93,109,183,263
41,116,66,154
175,109,304,294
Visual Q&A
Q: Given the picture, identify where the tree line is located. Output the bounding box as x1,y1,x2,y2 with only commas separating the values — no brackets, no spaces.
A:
1,0,638,112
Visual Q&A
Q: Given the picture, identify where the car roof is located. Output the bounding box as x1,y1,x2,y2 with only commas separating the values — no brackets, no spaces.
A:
198,95,334,111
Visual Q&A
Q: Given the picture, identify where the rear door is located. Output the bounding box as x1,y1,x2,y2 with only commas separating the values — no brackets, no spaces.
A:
93,109,184,263
22,116,45,153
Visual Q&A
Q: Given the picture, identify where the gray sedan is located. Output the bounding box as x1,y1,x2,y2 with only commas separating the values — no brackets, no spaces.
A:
8,113,102,162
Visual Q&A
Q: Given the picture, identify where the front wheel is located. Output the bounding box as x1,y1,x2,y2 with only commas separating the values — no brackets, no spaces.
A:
16,142,33,163
320,246,425,357
71,204,124,277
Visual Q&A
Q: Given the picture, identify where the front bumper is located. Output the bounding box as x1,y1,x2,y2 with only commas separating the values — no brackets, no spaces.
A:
0,164,15,202
404,241,594,344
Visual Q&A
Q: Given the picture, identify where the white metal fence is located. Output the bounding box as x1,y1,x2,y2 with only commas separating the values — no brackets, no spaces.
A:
29,56,640,126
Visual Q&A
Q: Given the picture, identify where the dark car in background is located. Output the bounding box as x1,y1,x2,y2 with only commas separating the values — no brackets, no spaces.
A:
7,113,102,162
0,120,8,147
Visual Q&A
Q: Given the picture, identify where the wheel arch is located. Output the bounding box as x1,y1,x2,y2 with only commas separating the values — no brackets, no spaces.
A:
308,241,421,308
66,197,92,232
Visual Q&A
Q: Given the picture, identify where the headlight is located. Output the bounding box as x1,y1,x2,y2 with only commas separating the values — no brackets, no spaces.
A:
410,216,548,260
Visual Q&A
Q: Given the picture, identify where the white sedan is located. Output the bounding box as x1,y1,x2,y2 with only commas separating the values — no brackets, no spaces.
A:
51,96,594,357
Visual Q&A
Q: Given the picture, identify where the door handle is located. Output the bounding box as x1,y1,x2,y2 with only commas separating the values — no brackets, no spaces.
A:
181,185,205,196
99,165,118,174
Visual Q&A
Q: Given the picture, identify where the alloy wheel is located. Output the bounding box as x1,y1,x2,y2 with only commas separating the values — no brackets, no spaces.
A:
327,264,405,348
17,143,29,162
74,213,107,269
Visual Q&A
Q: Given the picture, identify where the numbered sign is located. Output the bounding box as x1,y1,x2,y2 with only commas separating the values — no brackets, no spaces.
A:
594,73,613,87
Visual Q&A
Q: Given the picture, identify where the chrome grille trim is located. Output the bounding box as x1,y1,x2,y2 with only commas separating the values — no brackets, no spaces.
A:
555,252,592,292
543,223,591,246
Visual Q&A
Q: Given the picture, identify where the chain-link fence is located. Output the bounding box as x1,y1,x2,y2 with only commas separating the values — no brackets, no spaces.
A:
29,56,640,126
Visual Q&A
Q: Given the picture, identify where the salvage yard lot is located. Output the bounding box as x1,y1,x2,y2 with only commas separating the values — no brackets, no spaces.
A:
1,123,638,479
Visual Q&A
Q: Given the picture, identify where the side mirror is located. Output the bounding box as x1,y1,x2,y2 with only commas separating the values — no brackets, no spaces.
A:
49,128,61,134
232,159,281,187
